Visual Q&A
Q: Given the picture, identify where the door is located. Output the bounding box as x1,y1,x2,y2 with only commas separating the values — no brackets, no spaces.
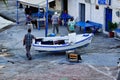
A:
79,3,85,21
62,0,68,11
105,8,112,31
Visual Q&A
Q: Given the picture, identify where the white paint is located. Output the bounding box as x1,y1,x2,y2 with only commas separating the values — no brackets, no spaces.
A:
68,0,120,33
87,63,116,80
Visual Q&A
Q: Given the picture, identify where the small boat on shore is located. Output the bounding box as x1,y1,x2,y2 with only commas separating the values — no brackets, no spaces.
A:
32,33,94,52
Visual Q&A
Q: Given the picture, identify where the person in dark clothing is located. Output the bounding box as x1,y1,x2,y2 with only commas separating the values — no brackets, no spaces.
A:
25,5,30,15
25,6,32,25
19,3,23,8
23,28,36,60
60,10,68,26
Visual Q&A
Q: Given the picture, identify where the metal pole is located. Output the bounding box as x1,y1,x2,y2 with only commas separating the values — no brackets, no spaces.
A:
45,0,48,37
16,0,19,24
38,6,40,30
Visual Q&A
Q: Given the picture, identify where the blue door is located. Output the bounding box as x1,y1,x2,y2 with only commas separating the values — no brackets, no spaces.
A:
105,8,112,31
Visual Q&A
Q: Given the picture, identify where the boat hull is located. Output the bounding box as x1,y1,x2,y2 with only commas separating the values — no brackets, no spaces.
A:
33,33,93,52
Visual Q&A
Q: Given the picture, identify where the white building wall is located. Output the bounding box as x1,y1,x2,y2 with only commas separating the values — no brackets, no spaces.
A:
112,0,120,8
111,0,120,23
85,3,91,21
91,5,105,26
68,0,120,32
112,9,120,23
68,0,79,20
68,0,105,26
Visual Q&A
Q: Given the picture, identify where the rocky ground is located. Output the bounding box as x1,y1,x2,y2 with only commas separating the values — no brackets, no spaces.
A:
0,0,120,80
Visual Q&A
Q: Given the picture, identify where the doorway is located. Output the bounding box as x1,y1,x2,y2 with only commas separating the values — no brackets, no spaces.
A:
62,0,68,11
105,8,112,31
79,3,85,21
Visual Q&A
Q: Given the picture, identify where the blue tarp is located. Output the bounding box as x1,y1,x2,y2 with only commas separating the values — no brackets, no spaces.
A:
76,21,102,33
86,20,102,29
75,21,93,33
76,21,93,28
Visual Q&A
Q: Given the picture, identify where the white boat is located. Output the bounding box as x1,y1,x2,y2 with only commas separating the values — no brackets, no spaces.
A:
32,33,94,52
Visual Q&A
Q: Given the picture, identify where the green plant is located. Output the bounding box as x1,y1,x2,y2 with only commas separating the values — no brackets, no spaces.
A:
108,21,117,32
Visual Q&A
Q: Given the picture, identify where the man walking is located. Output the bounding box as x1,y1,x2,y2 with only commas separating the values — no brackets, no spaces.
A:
23,28,36,60
51,12,59,34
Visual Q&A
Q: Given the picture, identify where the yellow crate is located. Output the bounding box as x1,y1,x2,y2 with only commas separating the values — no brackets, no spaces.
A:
69,53,78,59
68,53,79,62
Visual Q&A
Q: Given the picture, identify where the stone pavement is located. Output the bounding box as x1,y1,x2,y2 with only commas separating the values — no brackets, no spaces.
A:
0,0,120,80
